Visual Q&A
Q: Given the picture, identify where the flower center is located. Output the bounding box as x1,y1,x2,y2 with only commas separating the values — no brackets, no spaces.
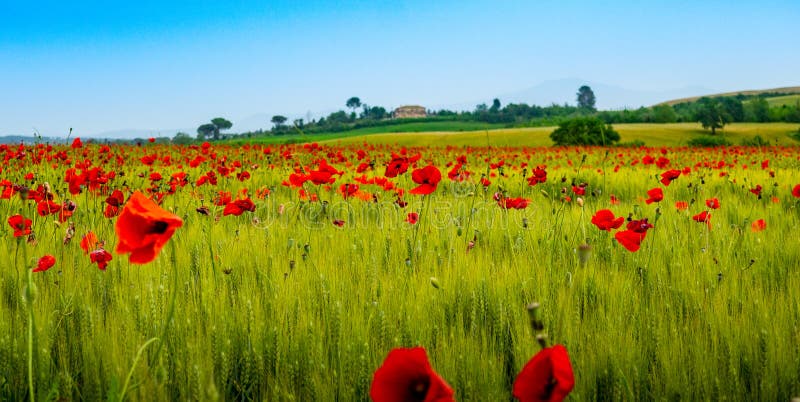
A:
409,377,430,401
149,221,169,234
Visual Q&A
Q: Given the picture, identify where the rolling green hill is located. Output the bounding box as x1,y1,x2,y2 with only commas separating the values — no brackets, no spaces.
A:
760,94,800,107
658,86,800,106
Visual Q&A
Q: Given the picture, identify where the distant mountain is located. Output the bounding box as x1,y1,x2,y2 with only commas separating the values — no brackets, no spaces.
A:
657,86,800,106
86,128,194,139
0,135,67,144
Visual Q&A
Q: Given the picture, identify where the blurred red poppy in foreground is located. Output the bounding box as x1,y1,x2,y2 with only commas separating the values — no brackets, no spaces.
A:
513,344,575,402
591,209,624,232
409,166,442,195
793,184,800,198
370,347,454,402
115,191,183,264
33,255,56,273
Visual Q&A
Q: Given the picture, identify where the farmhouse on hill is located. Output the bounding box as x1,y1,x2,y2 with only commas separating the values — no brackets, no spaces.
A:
393,105,427,118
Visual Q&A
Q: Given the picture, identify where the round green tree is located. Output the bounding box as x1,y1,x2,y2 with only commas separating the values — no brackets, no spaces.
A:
550,117,620,145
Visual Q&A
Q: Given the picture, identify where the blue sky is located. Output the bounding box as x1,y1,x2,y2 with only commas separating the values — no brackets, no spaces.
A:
2,0,798,137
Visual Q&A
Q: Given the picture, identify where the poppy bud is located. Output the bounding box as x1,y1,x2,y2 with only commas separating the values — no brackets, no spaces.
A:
526,302,544,332
577,243,592,266
536,333,548,348
430,277,441,289
576,197,584,207
289,260,296,270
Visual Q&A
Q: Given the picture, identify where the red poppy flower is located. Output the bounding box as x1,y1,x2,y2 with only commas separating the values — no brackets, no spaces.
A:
385,153,420,178
332,219,345,227
406,212,419,224
750,185,763,197
80,231,99,254
591,209,624,232
58,200,77,223
513,344,575,402
609,194,620,205
751,219,766,232
106,189,125,207
33,255,56,273
104,205,120,218
660,169,681,186
692,211,712,229
339,183,360,199
571,185,586,196
645,188,663,204
71,137,83,148
498,197,530,210
370,347,454,402
37,200,62,216
409,166,442,195
90,249,113,270
527,166,547,186
627,218,654,233
792,184,800,198
115,191,183,264
223,198,256,216
705,198,720,209
214,191,233,206
615,230,646,252
8,214,32,237
675,201,689,211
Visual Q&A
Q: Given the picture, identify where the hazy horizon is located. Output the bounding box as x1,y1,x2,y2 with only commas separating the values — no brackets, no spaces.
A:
2,0,798,137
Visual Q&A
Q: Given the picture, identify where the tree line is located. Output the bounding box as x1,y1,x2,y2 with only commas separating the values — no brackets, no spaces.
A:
187,87,800,142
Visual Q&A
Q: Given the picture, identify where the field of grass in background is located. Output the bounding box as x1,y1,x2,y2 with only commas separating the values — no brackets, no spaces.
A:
1,143,800,401
227,121,504,146
762,94,800,108
326,123,800,147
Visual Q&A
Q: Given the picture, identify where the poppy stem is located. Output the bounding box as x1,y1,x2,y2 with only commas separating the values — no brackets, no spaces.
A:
24,243,36,402
148,240,180,366
119,337,159,402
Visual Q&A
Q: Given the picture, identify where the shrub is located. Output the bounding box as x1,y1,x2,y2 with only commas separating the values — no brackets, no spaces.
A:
549,117,620,146
740,135,770,146
688,135,732,147
616,140,646,148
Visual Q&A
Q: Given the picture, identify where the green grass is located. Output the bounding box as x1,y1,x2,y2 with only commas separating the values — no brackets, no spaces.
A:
2,143,800,400
227,121,505,145
763,94,800,108
325,123,799,147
